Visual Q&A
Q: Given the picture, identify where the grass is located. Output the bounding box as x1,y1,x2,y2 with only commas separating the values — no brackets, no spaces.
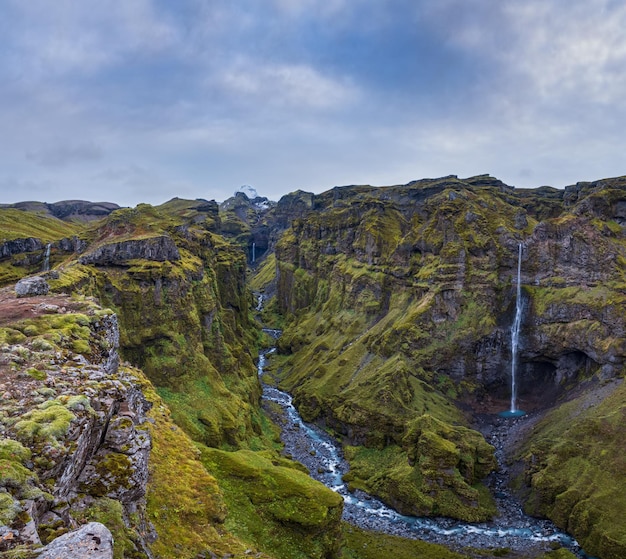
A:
341,524,467,559
516,379,626,559
0,208,82,242
199,446,343,559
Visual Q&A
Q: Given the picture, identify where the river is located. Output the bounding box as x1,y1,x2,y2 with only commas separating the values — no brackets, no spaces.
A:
257,342,595,558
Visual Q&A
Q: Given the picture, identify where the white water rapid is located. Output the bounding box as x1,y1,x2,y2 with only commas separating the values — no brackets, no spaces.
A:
256,334,591,557
510,243,523,414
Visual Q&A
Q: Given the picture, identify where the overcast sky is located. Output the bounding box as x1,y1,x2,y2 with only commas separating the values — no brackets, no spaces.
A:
1,0,625,206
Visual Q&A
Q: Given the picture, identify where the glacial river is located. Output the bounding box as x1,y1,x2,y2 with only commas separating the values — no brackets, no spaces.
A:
257,344,595,558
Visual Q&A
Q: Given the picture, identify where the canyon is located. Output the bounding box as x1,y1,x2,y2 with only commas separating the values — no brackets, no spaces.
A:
0,174,625,559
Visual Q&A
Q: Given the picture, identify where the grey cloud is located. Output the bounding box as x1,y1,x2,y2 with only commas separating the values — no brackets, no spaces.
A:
26,142,104,168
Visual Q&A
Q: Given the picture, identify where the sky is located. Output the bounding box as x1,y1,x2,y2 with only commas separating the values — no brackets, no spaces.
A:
1,0,625,207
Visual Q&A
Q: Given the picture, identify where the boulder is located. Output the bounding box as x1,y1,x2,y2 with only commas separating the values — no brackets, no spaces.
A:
37,522,113,559
15,276,49,298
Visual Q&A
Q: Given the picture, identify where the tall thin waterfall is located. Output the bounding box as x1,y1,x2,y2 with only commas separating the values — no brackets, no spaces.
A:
510,243,523,413
251,242,256,263
42,243,51,272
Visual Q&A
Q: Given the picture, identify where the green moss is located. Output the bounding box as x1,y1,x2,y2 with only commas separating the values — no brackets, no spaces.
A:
200,446,343,559
62,394,93,412
26,367,46,380
86,453,133,496
0,459,36,487
341,523,467,559
0,492,20,525
14,401,75,443
72,497,142,559
516,380,626,559
0,438,32,462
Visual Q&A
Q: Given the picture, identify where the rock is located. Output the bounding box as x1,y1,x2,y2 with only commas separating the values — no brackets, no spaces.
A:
15,276,49,298
36,522,113,559
78,235,181,266
35,303,61,313
0,237,44,258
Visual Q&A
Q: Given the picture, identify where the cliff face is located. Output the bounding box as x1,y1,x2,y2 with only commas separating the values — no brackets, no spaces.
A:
0,198,347,559
259,175,626,553
0,292,153,556
44,202,262,449
271,175,626,408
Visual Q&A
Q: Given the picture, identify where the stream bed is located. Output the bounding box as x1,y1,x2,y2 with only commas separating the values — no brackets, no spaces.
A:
258,346,593,558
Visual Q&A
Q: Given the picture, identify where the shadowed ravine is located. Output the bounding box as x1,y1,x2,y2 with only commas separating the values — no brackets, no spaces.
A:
258,341,594,558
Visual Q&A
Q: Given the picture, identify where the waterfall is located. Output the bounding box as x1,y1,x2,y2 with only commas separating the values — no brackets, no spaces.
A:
252,242,256,263
510,243,523,414
42,243,51,272
257,338,583,556
254,292,586,557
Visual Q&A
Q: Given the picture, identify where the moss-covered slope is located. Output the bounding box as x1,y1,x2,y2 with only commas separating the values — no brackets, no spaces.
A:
512,378,626,559
259,175,626,536
42,202,263,449
0,208,85,285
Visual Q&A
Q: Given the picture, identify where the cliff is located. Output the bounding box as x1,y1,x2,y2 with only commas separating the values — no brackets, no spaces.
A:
255,174,626,556
0,200,345,559
0,290,153,556
3,175,626,558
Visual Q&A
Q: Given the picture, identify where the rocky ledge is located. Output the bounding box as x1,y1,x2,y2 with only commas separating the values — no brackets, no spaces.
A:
78,235,181,266
0,286,154,557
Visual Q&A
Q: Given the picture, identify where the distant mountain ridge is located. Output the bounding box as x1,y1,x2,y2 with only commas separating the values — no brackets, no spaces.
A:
0,199,121,222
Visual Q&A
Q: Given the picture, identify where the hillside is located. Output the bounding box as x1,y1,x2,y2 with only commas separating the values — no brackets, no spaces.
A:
250,174,626,558
0,175,625,559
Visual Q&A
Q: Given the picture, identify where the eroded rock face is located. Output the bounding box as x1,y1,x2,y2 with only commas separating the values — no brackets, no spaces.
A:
267,174,626,532
273,175,626,411
15,276,49,297
0,303,153,557
0,237,44,258
79,235,181,266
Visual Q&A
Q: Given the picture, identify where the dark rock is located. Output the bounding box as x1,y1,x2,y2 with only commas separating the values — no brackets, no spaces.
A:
56,236,88,254
0,237,44,258
78,235,180,266
15,276,49,297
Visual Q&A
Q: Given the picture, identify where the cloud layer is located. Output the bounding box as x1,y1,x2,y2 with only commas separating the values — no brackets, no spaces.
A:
1,0,624,205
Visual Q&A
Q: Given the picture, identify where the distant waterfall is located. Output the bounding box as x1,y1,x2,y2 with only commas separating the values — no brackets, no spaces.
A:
42,243,51,272
510,243,523,414
251,242,256,263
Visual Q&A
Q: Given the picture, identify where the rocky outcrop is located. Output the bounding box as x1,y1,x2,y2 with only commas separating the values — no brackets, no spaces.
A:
78,235,181,266
37,522,113,559
0,301,154,557
55,236,88,255
15,276,49,297
0,237,44,259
